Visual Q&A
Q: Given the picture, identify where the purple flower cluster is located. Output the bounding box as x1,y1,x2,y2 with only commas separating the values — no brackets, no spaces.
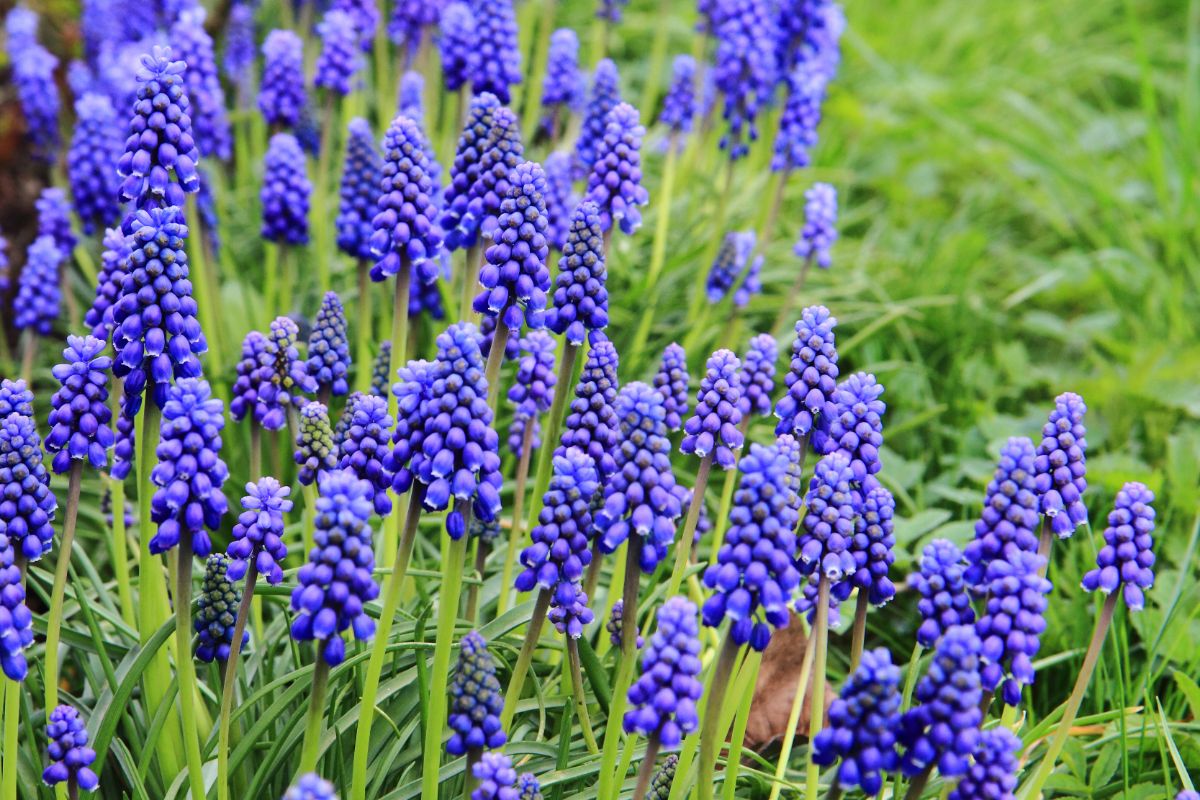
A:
336,394,394,515
224,3,256,84
13,235,63,336
284,774,338,800
597,0,629,21
793,182,837,268
593,382,685,572
659,55,697,145
369,115,444,283
738,334,776,417
653,343,689,432
474,160,551,332
117,47,200,208
295,403,337,487
265,316,318,416
36,187,76,257
228,477,292,585
713,0,777,159
732,251,762,308
702,443,801,650
386,358,436,495
546,201,609,344
947,727,1020,800
964,437,1040,589
315,10,362,96
820,372,885,486
469,0,521,103
585,103,649,235
811,647,901,795
575,59,621,179
0,380,33,418
68,93,123,234
336,118,384,261
462,107,526,248
516,448,599,638
259,30,306,128
230,331,272,427
306,292,352,398
910,539,974,648
798,452,858,581
543,152,577,250
607,599,642,649
388,0,441,58
148,378,229,557
541,29,580,135
471,752,519,800
369,341,392,398
624,596,704,747
333,0,378,51
171,8,232,161
194,553,247,662
976,550,1051,706
261,133,312,244
556,333,620,481
772,65,825,172
507,331,557,454
441,93,501,250
1035,391,1089,538
447,630,507,755
290,470,379,665
42,705,99,791
0,521,35,680
774,305,839,438
705,231,756,303
849,486,896,606
438,3,475,92
898,625,983,777
1082,482,1156,611
11,33,60,163
45,336,115,473
681,349,744,469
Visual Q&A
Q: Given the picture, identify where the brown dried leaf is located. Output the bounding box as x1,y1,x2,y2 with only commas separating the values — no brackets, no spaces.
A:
744,614,834,752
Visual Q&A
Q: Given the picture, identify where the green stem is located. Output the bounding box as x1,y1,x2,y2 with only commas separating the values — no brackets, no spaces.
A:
383,266,413,561
355,261,373,393
903,767,932,800
316,92,338,297
597,535,645,800
250,422,262,482
262,242,278,328
566,638,600,754
1036,515,1053,579
107,469,135,628
43,463,83,723
892,642,925,800
1019,593,1118,800
709,417,751,559
664,456,713,600
173,539,207,800
496,421,536,616
2,674,18,800
218,563,257,800
720,651,764,800
279,244,294,316
500,588,551,731
351,486,424,800
186,196,223,372
804,576,831,800
20,330,36,387
373,19,391,126
637,0,673,113
632,736,662,800
459,245,480,322
421,514,471,800
298,659,332,776
771,255,813,342
483,316,510,414
849,590,870,674
765,622,817,800
520,0,558,138
698,636,741,800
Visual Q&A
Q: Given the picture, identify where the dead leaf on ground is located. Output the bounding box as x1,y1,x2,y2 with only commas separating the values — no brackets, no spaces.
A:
744,612,834,752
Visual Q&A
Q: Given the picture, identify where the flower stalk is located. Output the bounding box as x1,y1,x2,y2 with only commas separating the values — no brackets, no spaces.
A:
42,461,82,718
298,658,332,776
171,537,207,800
804,576,831,800
698,635,741,800
217,562,257,800
665,454,713,600
496,422,536,615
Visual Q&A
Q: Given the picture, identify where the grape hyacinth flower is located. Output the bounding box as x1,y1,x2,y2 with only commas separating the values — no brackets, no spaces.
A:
315,10,362,95
575,59,621,179
898,624,983,778
171,8,232,161
385,358,436,495
438,3,475,93
515,448,599,638
732,251,762,308
705,231,756,303
606,599,642,649
976,550,1051,706
224,3,256,87
469,0,521,103
947,727,1020,800
68,92,123,234
387,0,441,59
597,0,629,22
848,486,897,606
593,382,685,572
0,380,33,421
701,443,801,650
148,378,229,557
117,47,200,208
230,331,272,427
290,470,379,665
410,324,503,535
647,756,678,800
228,477,292,585
262,134,312,244
771,64,825,173
336,118,383,261
546,201,608,344
0,235,8,295
653,343,689,432
42,705,99,792
738,334,776,417
910,539,974,648
259,30,306,128
793,182,837,268
516,774,541,800
507,331,557,454
369,115,444,284
681,350,744,469
194,553,246,662
447,630,507,755
624,596,704,747
964,437,1040,590
1081,482,1156,611
441,92,500,251
36,188,77,258
285,774,339,800
333,0,378,51
542,152,576,251
713,0,777,159
585,103,649,236
261,316,317,418
659,55,696,147
1034,391,1089,538
556,333,620,481
470,752,519,800
112,414,135,481
461,107,526,249
541,29,580,136
368,341,392,398
45,335,115,473
11,39,60,163
0,523,34,680
811,647,901,795
306,292,352,399
13,235,63,336
798,452,858,582
396,74,443,194
774,305,839,439
820,372,885,486
110,206,207,416
336,394,394,515
295,403,337,487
